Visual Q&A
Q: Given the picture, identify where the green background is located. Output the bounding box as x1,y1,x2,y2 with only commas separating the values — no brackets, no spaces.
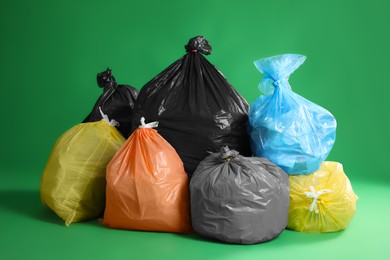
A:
1,0,389,259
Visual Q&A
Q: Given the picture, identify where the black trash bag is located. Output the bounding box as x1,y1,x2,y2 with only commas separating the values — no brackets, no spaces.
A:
83,68,139,137
131,36,251,177
190,146,290,244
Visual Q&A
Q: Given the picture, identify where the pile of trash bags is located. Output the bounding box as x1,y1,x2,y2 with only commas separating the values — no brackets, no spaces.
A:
40,36,357,244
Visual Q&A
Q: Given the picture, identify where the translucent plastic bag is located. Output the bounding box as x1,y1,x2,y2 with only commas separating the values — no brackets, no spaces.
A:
248,54,336,174
288,161,358,233
103,118,192,233
131,36,251,177
41,109,125,226
190,147,289,244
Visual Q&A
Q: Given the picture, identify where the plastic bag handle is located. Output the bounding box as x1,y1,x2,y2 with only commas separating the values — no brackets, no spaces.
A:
254,54,306,95
139,117,159,129
99,107,119,127
304,186,332,214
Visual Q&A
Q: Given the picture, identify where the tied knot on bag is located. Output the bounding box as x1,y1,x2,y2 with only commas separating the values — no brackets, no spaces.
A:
259,75,288,95
99,107,119,127
184,36,212,55
304,186,332,214
139,117,159,129
219,146,239,162
97,68,118,89
272,78,284,87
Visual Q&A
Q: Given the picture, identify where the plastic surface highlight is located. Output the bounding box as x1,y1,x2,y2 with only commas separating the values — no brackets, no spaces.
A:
103,119,192,233
190,147,290,244
40,120,125,226
248,54,337,174
288,161,358,233
131,36,251,177
83,68,138,137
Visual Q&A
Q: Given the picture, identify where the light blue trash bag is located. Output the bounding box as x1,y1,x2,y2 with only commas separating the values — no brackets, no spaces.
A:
248,54,336,174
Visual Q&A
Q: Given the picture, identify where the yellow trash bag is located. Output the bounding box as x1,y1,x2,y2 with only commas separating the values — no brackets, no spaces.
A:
288,161,358,233
41,109,125,226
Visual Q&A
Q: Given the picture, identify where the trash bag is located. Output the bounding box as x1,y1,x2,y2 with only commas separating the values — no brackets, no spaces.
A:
83,68,139,137
131,36,251,177
288,161,358,233
190,146,290,244
103,118,192,233
248,54,337,174
41,109,125,226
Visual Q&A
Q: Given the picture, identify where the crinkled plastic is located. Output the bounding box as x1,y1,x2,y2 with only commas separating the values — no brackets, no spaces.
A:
248,54,337,174
83,68,139,137
40,118,125,226
103,118,192,233
131,36,251,177
288,161,358,233
190,146,290,244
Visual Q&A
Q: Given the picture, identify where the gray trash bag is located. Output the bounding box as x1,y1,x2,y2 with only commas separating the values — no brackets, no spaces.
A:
190,146,290,244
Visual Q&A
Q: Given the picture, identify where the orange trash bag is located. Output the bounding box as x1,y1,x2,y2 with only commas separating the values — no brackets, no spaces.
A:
103,117,192,233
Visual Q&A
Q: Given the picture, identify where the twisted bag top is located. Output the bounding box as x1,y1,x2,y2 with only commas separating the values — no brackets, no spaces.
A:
83,68,139,137
248,54,337,174
190,146,290,244
131,36,251,177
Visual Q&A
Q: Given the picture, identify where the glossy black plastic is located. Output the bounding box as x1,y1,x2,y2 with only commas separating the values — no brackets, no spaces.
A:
83,68,138,137
131,37,251,176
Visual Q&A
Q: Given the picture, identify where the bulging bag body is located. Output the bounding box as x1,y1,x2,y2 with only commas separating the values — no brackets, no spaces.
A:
103,119,192,233
83,68,138,137
131,36,251,177
248,54,336,174
41,120,125,226
190,147,290,244
288,161,358,233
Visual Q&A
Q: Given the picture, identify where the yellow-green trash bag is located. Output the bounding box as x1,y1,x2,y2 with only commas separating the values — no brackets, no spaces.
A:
40,108,125,226
288,161,358,233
